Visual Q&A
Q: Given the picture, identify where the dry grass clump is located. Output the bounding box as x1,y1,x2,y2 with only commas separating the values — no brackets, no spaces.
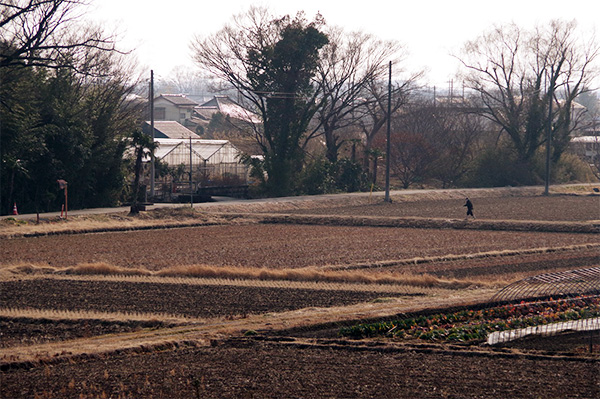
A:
61,263,152,276
133,206,205,220
0,307,196,324
2,263,58,276
1,262,151,277
164,263,423,287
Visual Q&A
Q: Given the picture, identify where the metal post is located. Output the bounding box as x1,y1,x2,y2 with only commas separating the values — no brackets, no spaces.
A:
57,180,68,219
385,61,392,203
64,184,68,219
150,70,155,199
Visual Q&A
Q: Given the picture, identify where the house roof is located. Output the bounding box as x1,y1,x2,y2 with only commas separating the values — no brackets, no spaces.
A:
195,96,261,124
143,121,201,139
155,94,198,107
571,136,600,143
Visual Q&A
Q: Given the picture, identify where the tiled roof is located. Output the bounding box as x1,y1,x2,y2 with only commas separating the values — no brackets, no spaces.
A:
156,94,198,107
143,121,201,139
196,96,261,124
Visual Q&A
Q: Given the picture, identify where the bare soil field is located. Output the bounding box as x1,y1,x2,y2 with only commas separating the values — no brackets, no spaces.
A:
370,247,600,280
1,338,598,398
279,194,600,221
1,190,599,398
0,278,414,321
1,224,597,270
0,317,170,348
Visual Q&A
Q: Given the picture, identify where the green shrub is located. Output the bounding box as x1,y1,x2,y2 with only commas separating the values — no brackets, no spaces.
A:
297,158,369,195
553,153,596,183
297,158,337,195
462,147,542,187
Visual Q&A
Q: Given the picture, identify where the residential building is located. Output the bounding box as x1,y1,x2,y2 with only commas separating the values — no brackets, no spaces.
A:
153,94,198,127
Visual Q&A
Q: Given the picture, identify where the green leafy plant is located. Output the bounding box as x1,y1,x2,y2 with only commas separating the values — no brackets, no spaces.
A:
340,296,600,344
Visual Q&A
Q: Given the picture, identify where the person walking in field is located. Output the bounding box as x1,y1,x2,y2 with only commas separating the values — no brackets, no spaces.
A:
464,197,475,219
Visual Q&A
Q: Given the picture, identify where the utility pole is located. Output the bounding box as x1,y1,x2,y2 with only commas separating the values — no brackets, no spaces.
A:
544,68,554,196
385,61,392,203
0,90,2,215
150,70,155,200
189,136,193,208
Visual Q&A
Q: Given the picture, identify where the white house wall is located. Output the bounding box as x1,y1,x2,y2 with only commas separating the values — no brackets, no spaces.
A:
153,98,192,124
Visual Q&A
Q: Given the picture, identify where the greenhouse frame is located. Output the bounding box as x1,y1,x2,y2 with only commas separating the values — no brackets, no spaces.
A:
154,138,249,186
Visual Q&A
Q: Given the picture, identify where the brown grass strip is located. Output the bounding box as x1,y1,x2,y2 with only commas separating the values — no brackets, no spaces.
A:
251,213,600,234
1,262,483,291
0,211,252,240
0,307,199,324
156,265,478,290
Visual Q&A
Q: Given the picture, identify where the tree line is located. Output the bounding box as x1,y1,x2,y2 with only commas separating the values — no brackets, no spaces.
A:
1,0,143,215
1,2,598,215
192,8,599,196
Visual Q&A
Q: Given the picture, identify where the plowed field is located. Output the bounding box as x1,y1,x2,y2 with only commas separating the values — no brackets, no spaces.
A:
1,339,599,399
1,224,597,270
282,194,600,221
1,191,599,398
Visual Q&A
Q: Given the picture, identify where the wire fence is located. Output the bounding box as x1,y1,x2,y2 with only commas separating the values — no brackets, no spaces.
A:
488,267,600,347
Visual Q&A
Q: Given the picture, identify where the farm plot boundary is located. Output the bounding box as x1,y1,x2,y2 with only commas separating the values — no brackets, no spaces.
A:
2,208,598,241
252,213,600,234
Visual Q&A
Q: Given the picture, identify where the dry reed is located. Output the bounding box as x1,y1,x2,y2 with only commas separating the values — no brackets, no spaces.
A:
2,262,489,290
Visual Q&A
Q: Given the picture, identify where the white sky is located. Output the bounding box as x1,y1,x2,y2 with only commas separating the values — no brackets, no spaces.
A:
90,0,599,87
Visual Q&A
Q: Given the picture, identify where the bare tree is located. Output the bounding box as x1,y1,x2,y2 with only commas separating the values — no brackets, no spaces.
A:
191,7,328,196
0,0,119,73
311,28,404,163
389,128,436,189
428,101,484,187
355,76,418,177
458,20,599,168
190,6,280,148
157,66,210,95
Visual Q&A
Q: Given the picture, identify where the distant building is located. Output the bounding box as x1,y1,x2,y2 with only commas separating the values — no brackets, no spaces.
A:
570,135,600,162
152,95,261,149
153,94,198,128
194,96,261,125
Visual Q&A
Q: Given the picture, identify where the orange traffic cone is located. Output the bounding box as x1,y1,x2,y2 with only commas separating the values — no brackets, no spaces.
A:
12,202,18,215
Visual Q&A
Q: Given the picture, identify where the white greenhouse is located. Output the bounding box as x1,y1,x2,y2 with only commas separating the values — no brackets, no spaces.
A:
154,138,248,180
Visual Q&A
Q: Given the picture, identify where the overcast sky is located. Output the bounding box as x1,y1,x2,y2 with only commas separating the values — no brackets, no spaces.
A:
90,0,599,87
